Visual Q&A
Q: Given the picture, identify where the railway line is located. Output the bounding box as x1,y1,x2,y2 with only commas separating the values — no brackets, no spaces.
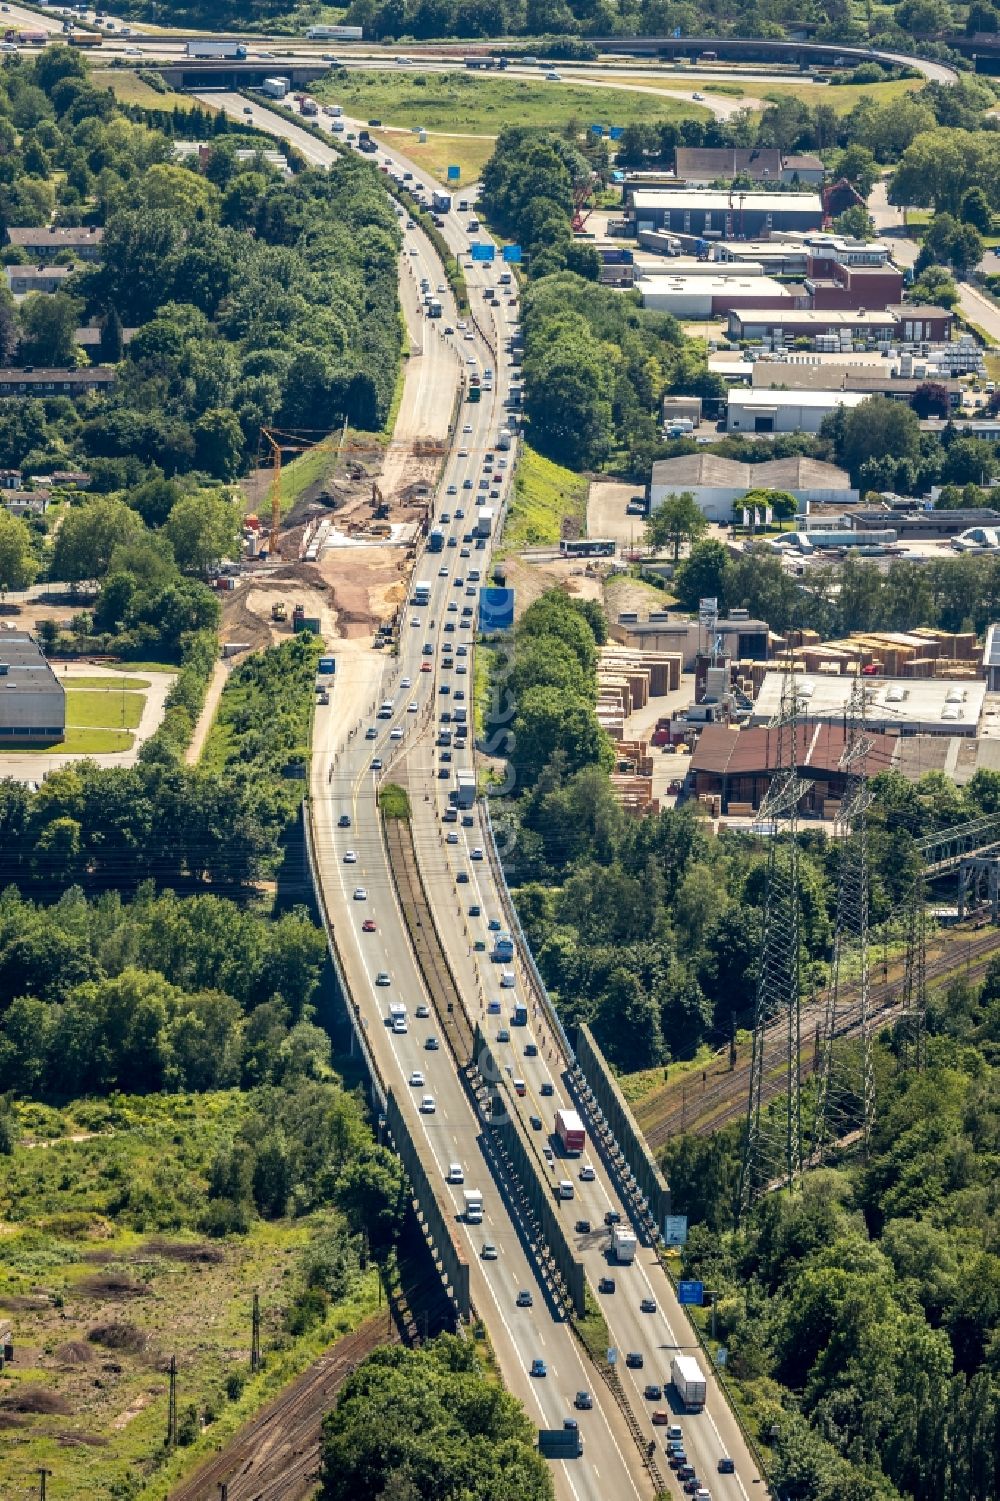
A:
636,924,1000,1149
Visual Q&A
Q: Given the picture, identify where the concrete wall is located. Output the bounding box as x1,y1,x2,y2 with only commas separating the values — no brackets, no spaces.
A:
385,1088,471,1320
573,1026,671,1239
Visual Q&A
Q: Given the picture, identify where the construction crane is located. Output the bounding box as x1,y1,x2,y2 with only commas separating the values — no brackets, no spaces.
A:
571,183,593,234
258,424,344,559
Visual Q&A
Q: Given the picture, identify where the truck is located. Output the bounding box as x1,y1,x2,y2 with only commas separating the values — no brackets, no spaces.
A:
513,1000,528,1026
453,769,476,809
493,931,514,963
467,386,481,404
307,22,363,38
539,1426,583,1459
262,77,291,99
427,299,443,319
554,1109,586,1156
186,39,248,57
412,580,431,607
671,1355,707,1412
317,655,336,675
67,30,103,45
431,190,452,213
475,507,494,538
462,1188,484,1223
611,1223,638,1264
357,129,378,154
300,97,318,117
428,527,445,553
496,427,512,451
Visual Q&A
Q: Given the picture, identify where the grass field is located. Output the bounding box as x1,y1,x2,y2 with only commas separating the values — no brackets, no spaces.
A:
0,1093,380,1501
760,76,925,112
60,676,151,691
90,67,199,111
316,69,710,137
502,445,588,553
65,687,144,732
374,128,496,186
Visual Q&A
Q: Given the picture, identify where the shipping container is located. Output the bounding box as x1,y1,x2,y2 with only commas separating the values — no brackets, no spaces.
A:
554,1109,586,1155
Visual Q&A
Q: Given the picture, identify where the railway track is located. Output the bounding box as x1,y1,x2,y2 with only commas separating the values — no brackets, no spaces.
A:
168,1313,396,1501
636,925,1000,1150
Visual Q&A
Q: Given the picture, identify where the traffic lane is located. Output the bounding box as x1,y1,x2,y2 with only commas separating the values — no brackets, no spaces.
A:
192,90,340,169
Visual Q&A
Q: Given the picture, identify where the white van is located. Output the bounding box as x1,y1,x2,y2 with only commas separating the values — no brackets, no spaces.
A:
557,1180,574,1200
500,970,516,988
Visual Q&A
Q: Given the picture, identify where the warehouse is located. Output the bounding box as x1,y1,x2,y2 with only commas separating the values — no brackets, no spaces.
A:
750,672,986,736
0,631,65,743
638,272,791,319
628,188,825,239
727,387,869,433
727,304,953,344
649,453,857,522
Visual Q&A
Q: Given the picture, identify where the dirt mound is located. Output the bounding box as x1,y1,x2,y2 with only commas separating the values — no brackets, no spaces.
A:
78,1273,148,1301
0,1294,49,1312
1,1385,72,1415
56,1431,108,1448
87,1322,147,1353
141,1238,224,1265
55,1340,94,1365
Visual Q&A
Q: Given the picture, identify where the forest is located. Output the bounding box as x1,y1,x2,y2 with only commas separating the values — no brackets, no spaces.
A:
664,965,1000,1501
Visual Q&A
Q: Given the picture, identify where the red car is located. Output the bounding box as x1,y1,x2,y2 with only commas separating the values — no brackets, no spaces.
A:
420,661,432,672
362,918,377,932
652,1411,671,1426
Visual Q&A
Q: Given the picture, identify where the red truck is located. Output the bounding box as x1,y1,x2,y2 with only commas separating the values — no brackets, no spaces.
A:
554,1109,586,1155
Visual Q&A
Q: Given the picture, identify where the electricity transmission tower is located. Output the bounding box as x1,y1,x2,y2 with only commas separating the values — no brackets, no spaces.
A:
739,672,812,1220
900,866,928,1071
813,679,876,1164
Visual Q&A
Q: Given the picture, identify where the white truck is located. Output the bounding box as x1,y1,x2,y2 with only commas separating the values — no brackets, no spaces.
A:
453,769,476,809
463,1188,484,1223
307,22,363,38
412,580,431,607
475,506,494,538
186,40,247,57
671,1354,707,1411
610,1223,638,1263
262,77,291,99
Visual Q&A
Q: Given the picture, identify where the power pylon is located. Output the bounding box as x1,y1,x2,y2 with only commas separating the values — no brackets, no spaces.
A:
251,1291,261,1374
813,679,876,1164
738,671,813,1220
166,1353,178,1449
900,866,928,1071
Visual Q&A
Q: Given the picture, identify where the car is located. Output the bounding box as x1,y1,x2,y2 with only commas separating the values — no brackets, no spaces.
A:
462,815,474,827
439,566,449,578
457,871,469,883
525,1042,538,1058
598,1276,616,1293
423,643,434,655
447,831,459,845
543,1146,554,1162
718,1457,735,1474
471,846,484,861
457,645,468,657
375,971,390,986
409,1069,424,1087
605,1210,621,1227
575,1390,593,1410
580,1164,596,1182
371,758,383,771
497,1027,510,1043
425,1035,439,1050
653,1411,673,1426
481,1242,498,1259
460,546,471,557
362,918,377,932
446,484,457,495
408,701,418,713
401,675,411,688
530,1357,546,1377
420,661,432,672
353,887,367,901
338,813,351,828
517,1290,534,1308
446,1162,463,1182
678,1464,696,1481
415,1003,430,1019
462,478,473,489
343,850,358,864
464,331,474,341
575,1219,591,1233
447,602,457,613
529,1114,542,1130
463,423,472,434
469,903,481,916
540,1081,554,1097
667,1425,683,1443
625,1351,644,1368
644,1384,663,1401
640,1297,657,1314
438,767,449,779
421,1094,436,1113
390,726,403,740
444,325,454,335
545,69,561,80
669,1451,688,1470
693,90,705,100
243,104,254,115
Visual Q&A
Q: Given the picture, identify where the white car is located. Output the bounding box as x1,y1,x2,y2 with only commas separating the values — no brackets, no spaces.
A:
545,70,561,80
353,887,368,901
421,1094,436,1113
481,1242,498,1260
693,90,705,101
409,1069,425,1087
447,832,459,845
580,1164,596,1182
390,727,403,740
408,701,419,713
375,971,391,986
415,1003,430,1018
401,676,412,688
463,424,473,434
447,1162,464,1183
343,850,358,864
458,448,469,458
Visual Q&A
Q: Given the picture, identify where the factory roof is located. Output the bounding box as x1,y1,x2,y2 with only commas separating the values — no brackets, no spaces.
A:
631,188,823,213
691,720,897,778
651,454,853,491
728,387,870,409
639,273,789,299
730,307,896,327
0,630,60,689
751,672,987,731
674,147,783,180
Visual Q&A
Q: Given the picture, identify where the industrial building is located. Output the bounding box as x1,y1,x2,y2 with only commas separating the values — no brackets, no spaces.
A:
725,305,953,344
638,271,791,319
751,671,986,736
749,360,963,408
610,608,772,668
718,232,894,277
0,631,65,743
628,189,825,239
649,453,856,522
726,387,870,433
689,720,897,818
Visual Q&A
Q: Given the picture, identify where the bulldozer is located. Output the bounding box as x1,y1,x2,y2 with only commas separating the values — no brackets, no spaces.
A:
371,480,390,521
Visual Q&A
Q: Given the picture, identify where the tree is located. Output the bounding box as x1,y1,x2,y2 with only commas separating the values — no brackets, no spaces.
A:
835,144,879,199
50,495,145,584
959,185,993,233
334,1145,408,1255
646,490,707,561
18,291,81,366
823,397,921,484
833,205,875,241
910,382,951,419
673,539,730,613
101,305,124,363
0,509,37,597
164,490,242,575
193,408,244,480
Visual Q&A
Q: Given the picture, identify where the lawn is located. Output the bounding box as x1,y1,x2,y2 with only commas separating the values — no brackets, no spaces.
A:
65,686,145,731
573,71,925,115
374,128,496,186
0,1092,381,1501
89,67,200,112
61,675,151,691
501,444,588,553
0,726,134,754
315,69,710,136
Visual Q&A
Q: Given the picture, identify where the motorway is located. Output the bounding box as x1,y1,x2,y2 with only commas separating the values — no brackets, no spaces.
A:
217,90,770,1500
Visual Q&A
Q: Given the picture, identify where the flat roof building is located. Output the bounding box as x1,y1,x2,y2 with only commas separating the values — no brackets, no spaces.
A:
0,631,65,743
727,387,870,433
629,188,825,240
638,272,792,319
726,305,953,344
751,671,986,736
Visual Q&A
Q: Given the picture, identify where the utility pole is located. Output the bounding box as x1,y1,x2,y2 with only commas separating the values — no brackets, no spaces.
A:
251,1291,260,1375
166,1354,178,1450
901,866,928,1072
38,1469,52,1501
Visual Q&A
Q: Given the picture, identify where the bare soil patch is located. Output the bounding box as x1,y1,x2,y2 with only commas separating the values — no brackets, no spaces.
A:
1,1385,72,1415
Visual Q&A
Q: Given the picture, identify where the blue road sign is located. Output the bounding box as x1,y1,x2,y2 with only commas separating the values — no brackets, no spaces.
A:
447,164,461,181
502,243,522,263
590,123,604,135
480,587,514,630
678,1280,704,1306
470,243,495,262
609,126,624,141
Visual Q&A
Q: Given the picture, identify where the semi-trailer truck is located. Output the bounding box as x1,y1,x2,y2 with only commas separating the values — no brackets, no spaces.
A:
475,507,494,538
262,77,291,99
671,1355,707,1411
307,22,363,37
412,580,431,606
428,527,444,552
453,769,476,809
611,1223,638,1263
432,190,452,213
554,1109,586,1155
186,40,248,57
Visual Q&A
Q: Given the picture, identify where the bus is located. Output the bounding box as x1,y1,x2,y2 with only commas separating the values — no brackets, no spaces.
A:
559,539,616,558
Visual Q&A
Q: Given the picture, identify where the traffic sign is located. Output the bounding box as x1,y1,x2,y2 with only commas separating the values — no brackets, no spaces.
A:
590,123,604,135
502,244,522,263
664,1214,688,1245
447,164,461,181
471,243,495,262
716,1347,728,1366
609,126,624,140
678,1279,704,1306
